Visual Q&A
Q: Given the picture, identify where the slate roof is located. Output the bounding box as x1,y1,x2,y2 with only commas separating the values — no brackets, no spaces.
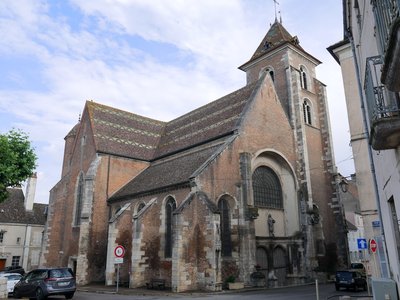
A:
0,188,47,225
253,21,301,60
240,21,320,69
109,142,227,202
346,220,358,231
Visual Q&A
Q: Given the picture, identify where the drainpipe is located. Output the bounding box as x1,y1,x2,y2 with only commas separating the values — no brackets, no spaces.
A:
22,224,30,270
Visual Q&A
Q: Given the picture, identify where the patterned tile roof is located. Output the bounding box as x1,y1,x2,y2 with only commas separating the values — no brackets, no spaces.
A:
0,188,47,225
84,80,257,161
83,78,259,201
86,101,165,160
154,81,257,158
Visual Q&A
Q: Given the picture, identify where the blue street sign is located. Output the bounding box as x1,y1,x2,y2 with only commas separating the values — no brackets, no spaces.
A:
372,220,381,227
357,238,368,249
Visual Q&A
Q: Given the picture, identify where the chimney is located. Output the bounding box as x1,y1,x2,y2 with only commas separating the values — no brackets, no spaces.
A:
25,173,37,211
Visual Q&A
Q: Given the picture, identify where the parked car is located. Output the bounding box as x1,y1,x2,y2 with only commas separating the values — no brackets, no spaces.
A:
0,265,25,275
335,270,367,291
13,267,76,300
0,272,22,295
350,262,367,277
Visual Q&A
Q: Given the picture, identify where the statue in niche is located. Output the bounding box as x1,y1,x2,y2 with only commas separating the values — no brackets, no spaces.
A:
268,214,275,237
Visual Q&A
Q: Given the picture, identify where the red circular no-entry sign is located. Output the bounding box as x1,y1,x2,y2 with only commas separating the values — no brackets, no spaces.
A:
370,239,377,253
114,245,125,258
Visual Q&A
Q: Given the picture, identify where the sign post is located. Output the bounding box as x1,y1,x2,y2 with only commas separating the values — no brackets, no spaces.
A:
114,245,125,293
370,239,377,253
357,238,369,294
369,238,378,280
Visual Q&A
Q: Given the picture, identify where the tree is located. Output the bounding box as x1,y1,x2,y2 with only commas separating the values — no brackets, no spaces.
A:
0,129,37,202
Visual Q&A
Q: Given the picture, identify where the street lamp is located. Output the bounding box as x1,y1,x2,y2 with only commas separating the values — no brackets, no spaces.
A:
339,179,349,193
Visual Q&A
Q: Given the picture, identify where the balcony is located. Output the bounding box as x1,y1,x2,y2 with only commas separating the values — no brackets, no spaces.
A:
365,56,400,150
372,0,400,91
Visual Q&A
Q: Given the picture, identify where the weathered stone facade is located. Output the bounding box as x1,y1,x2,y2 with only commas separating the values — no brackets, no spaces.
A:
41,20,347,292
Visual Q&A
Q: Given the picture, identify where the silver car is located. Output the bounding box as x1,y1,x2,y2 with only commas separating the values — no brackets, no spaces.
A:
0,272,22,295
14,268,76,300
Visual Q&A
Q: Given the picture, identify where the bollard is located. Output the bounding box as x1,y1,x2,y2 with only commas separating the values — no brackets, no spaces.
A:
315,279,319,300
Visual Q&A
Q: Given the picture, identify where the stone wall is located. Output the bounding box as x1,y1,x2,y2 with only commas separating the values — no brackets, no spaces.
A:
0,277,7,299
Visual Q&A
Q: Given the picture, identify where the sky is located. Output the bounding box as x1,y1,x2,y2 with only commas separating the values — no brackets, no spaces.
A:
0,0,354,204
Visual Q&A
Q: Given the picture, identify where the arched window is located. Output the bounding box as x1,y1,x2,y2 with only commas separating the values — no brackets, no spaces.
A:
115,205,122,215
218,198,232,257
164,197,176,258
74,173,84,226
252,166,283,209
137,202,145,213
267,69,275,82
303,99,312,125
300,66,308,90
260,67,275,82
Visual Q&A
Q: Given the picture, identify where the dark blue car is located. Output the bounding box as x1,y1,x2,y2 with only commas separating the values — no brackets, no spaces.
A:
14,268,76,300
335,270,367,291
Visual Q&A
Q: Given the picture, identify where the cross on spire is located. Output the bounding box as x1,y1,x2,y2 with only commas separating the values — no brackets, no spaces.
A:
273,0,279,22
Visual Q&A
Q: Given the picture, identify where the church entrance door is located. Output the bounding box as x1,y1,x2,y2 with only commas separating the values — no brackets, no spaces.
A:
273,247,287,285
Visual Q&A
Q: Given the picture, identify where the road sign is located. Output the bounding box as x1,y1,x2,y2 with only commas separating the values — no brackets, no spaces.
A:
370,239,377,253
372,220,381,227
357,238,368,250
115,257,123,264
114,245,125,258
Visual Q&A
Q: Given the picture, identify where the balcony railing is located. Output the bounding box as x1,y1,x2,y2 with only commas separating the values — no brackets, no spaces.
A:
372,0,399,53
372,0,400,91
365,56,400,150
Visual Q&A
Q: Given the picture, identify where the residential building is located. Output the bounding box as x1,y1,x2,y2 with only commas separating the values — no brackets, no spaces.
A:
0,174,47,271
328,0,400,293
41,19,348,291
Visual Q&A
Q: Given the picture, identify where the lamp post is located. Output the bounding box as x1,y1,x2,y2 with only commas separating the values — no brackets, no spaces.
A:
335,174,350,268
339,179,349,193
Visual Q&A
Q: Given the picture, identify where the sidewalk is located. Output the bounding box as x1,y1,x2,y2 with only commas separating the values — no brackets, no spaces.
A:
77,283,218,297
77,283,265,297
77,283,374,299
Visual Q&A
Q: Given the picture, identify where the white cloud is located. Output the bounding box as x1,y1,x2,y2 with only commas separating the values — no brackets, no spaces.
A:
0,0,354,203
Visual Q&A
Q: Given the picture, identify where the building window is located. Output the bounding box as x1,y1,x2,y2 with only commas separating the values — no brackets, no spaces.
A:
75,173,84,226
252,166,283,209
218,198,232,257
164,197,176,258
0,231,4,243
137,203,145,213
11,256,20,266
300,66,308,90
303,99,312,125
16,237,21,244
260,67,275,82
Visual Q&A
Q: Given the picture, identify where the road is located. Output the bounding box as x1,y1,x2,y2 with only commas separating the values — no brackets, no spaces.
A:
37,283,371,300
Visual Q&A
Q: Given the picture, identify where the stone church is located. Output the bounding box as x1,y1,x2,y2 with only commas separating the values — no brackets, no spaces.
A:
40,19,347,292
